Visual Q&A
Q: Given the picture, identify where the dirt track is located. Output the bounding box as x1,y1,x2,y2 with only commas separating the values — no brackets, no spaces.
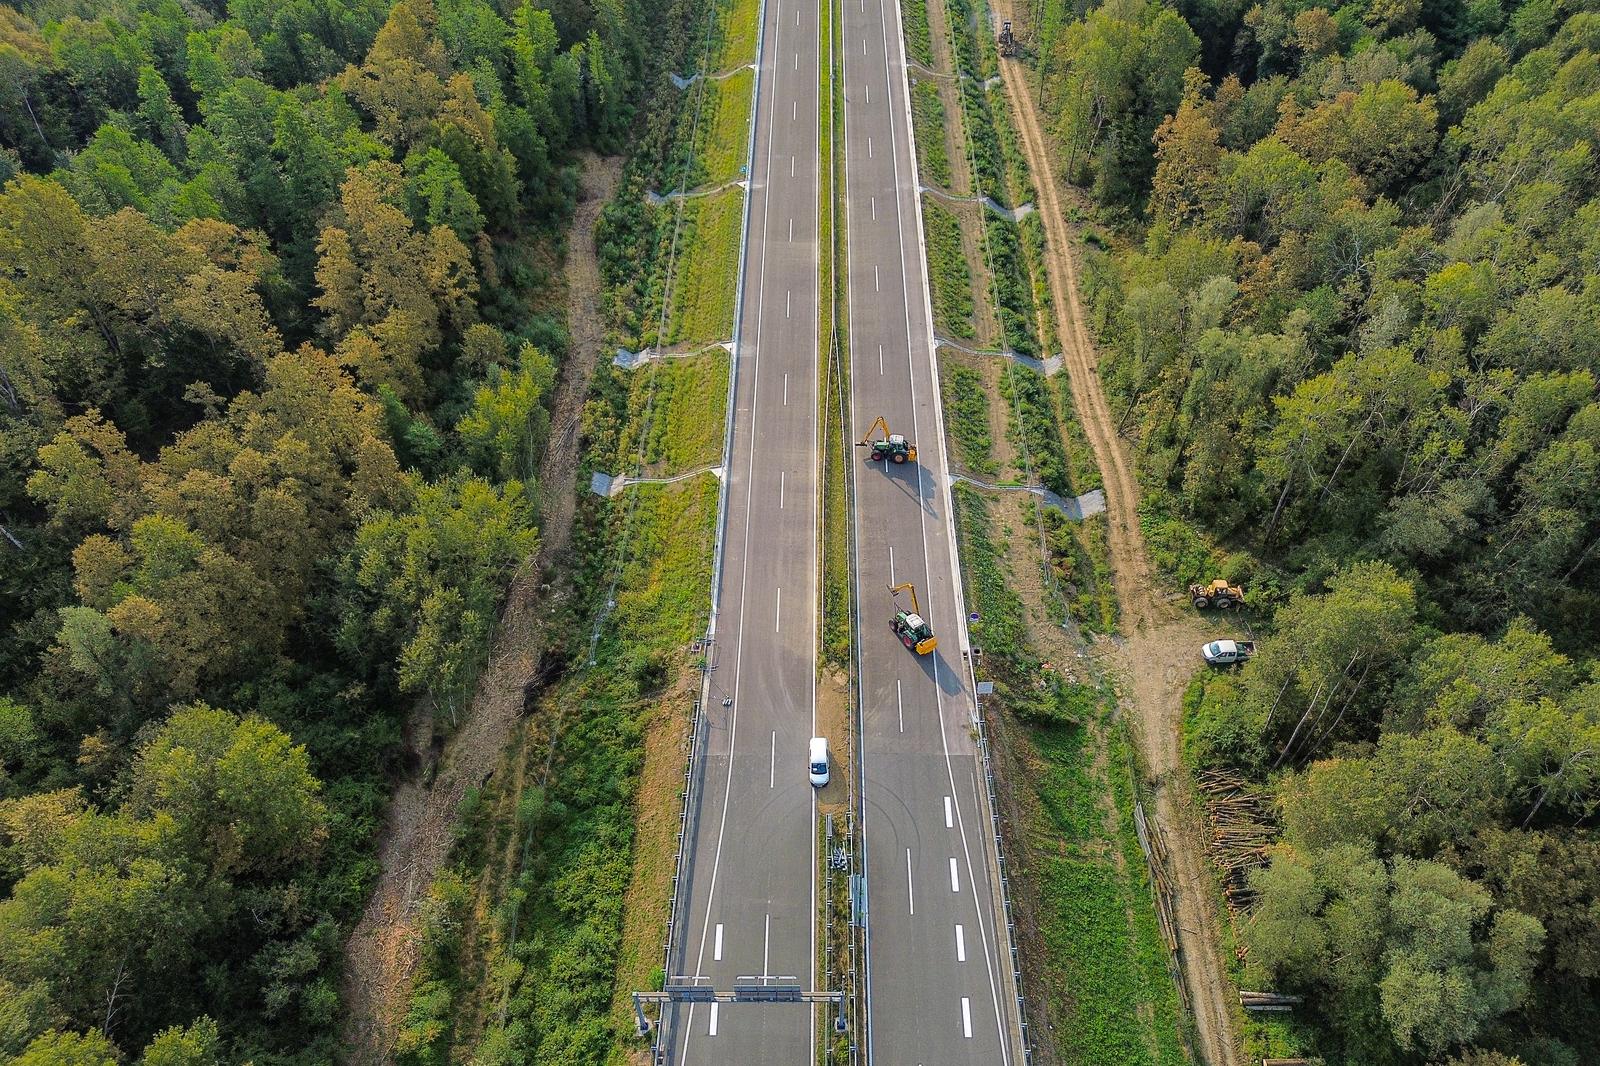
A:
339,153,622,1062
987,15,1241,1065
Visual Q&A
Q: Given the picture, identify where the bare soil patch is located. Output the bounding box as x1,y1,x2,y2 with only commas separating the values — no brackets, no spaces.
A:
816,666,851,814
986,17,1242,1064
339,152,624,1062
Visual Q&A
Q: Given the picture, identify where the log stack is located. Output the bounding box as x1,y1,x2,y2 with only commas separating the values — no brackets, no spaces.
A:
1197,768,1278,952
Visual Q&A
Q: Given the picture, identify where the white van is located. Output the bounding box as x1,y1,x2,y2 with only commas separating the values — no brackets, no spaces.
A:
809,737,829,787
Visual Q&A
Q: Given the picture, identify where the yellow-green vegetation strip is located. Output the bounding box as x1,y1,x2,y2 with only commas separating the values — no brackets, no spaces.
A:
902,0,933,66
952,488,1185,1065
821,0,852,667
922,196,975,340
694,67,755,187
940,361,997,478
911,79,951,189
715,0,760,72
615,349,731,472
664,187,744,346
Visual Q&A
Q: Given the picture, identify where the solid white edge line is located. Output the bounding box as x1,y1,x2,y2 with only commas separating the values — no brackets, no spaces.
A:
906,848,915,915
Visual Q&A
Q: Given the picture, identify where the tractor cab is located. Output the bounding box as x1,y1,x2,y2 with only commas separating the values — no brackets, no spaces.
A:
894,611,937,654
888,584,938,655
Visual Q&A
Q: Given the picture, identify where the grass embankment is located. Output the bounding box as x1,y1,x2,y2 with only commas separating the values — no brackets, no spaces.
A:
663,187,744,346
941,362,999,478
902,0,934,66
923,197,976,339
715,0,760,71
614,349,731,471
953,487,1186,1065
692,68,755,186
911,80,951,187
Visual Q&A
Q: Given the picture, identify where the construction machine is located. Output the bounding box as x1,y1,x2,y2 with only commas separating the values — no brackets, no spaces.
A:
1188,579,1245,609
888,583,937,655
857,415,917,465
997,19,1017,57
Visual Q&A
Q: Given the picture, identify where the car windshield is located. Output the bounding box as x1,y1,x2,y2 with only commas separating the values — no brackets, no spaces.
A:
1207,642,1222,655
811,761,826,773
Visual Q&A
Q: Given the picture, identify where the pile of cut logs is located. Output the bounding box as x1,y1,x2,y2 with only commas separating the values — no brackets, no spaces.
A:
1197,768,1278,953
1239,990,1303,1011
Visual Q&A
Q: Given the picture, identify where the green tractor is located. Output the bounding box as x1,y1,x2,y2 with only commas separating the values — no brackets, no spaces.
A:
857,415,917,465
889,583,937,655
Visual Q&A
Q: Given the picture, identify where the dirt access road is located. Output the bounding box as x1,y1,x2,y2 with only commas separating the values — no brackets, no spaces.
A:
340,153,621,1063
986,9,1241,1064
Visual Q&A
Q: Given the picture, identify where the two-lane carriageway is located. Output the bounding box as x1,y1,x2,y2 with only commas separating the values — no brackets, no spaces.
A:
666,0,823,1058
841,0,1026,1059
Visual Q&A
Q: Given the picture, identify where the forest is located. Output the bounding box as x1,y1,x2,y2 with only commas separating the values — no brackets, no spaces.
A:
1020,0,1600,1059
0,0,687,1060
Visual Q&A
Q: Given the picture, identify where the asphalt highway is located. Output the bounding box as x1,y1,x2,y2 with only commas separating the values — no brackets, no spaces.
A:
665,0,822,1057
840,0,1025,1058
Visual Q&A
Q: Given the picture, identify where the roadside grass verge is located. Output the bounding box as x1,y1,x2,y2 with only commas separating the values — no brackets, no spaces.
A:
664,187,744,346
715,0,760,72
941,362,998,478
614,349,731,473
923,197,976,339
953,488,1185,1065
911,80,951,188
902,0,934,66
690,67,755,188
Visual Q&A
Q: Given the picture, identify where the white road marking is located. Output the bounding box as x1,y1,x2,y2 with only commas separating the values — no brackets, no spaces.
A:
888,545,895,583
949,857,960,892
775,587,782,630
956,923,966,961
871,196,876,220
863,38,866,54
866,84,870,104
897,679,904,732
709,1002,719,1036
961,997,972,1038
792,100,796,120
792,155,796,177
770,731,776,787
878,343,884,374
784,372,789,403
945,795,953,828
780,470,786,508
869,136,873,157
790,217,794,241
763,913,772,975
786,291,791,318
795,53,798,69
906,848,915,915
875,265,879,291
714,923,724,961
